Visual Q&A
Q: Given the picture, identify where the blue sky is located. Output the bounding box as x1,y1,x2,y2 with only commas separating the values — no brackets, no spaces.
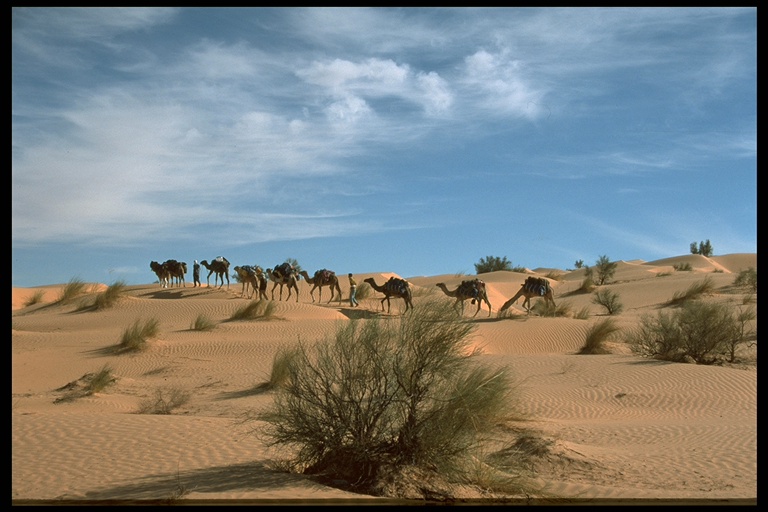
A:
12,7,756,287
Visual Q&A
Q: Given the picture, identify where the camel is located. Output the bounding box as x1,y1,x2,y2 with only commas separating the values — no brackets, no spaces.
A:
163,260,187,288
234,265,260,299
200,257,230,289
266,266,300,302
299,269,343,303
498,277,556,315
435,279,492,317
364,277,413,314
150,261,170,288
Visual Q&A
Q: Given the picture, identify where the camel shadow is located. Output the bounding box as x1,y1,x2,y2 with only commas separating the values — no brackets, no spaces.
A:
338,307,382,320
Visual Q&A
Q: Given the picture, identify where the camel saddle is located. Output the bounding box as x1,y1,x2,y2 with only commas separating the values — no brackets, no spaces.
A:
385,277,408,294
524,277,549,296
314,269,335,283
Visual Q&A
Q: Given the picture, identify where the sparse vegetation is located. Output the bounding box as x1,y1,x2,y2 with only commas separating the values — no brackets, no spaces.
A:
87,364,116,394
92,280,128,310
673,262,692,272
137,387,191,414
733,267,757,292
665,276,715,306
629,300,748,364
578,318,621,355
530,299,571,318
574,260,584,269
592,289,624,315
23,289,45,307
57,277,88,304
256,297,523,498
354,281,373,301
117,318,160,352
229,299,277,321
191,314,216,331
574,306,591,320
591,255,617,286
474,256,513,274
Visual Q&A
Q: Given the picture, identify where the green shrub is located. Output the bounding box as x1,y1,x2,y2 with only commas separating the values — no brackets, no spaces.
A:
672,262,692,271
578,318,621,355
257,297,520,497
117,318,160,352
474,256,512,274
591,289,624,315
629,301,743,364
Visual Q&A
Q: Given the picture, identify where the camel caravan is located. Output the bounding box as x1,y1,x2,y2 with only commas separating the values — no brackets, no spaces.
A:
149,257,556,317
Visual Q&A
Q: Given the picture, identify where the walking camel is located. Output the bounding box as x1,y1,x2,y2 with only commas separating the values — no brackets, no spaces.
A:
234,265,260,299
435,279,492,317
498,277,556,315
299,269,343,303
200,257,230,289
266,267,300,302
164,260,187,288
363,277,413,314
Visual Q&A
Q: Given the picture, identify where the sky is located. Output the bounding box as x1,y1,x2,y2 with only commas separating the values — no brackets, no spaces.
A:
12,7,756,288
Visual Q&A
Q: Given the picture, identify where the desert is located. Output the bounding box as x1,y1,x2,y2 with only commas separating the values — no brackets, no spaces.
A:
12,253,756,505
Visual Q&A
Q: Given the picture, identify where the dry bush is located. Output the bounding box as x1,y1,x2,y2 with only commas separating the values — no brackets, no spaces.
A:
229,299,278,321
591,289,624,315
665,276,715,306
92,280,127,310
137,387,191,414
191,314,216,331
57,277,87,304
23,289,46,307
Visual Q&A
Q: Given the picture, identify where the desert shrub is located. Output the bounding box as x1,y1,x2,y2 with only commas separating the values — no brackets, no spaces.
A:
474,256,512,274
93,280,127,310
575,274,596,294
229,299,277,321
578,318,621,355
629,301,742,364
723,302,756,363
592,255,617,286
137,387,191,414
665,276,715,306
733,267,757,292
591,289,624,315
545,271,564,282
23,289,45,307
191,314,216,331
574,259,584,269
117,317,160,352
354,281,373,301
673,262,692,272
57,277,87,304
86,364,116,394
530,299,570,318
267,347,300,390
257,297,520,497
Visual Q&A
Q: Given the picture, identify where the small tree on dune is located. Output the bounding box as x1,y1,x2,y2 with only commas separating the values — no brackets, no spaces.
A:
474,256,513,274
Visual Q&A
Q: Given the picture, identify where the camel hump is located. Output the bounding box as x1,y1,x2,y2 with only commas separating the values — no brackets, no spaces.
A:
524,277,550,295
385,277,408,294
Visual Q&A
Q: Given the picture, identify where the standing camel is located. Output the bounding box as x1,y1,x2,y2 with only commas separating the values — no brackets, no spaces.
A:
200,257,230,289
150,261,170,288
498,277,556,315
363,277,413,314
266,267,300,302
234,265,260,298
164,260,187,288
299,269,343,303
435,279,492,317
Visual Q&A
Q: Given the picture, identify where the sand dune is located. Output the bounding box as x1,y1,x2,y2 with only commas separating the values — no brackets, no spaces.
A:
12,255,756,504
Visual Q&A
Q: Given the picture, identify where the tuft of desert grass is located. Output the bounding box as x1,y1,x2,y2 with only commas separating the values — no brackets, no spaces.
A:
665,276,715,306
57,277,87,304
229,299,277,321
86,364,116,394
354,282,373,301
578,318,621,355
92,280,128,310
191,314,217,331
23,289,46,307
117,318,160,352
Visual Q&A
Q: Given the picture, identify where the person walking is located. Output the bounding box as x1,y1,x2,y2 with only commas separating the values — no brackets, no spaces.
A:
348,273,359,307
193,260,201,287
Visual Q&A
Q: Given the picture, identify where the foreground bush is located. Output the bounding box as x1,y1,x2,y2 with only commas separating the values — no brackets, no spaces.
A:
257,297,519,497
92,280,127,310
117,318,160,352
